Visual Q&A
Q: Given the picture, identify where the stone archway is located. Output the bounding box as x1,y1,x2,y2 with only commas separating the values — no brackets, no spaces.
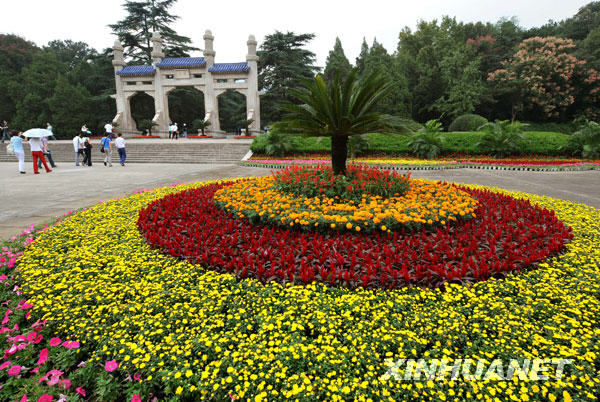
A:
217,89,246,134
129,92,155,133
167,87,205,133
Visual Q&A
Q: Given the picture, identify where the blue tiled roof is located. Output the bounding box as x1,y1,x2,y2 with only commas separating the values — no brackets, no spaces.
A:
208,62,249,73
156,57,206,68
116,65,155,76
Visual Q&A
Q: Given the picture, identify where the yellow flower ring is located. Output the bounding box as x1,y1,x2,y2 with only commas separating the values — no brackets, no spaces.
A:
213,176,478,233
15,182,600,400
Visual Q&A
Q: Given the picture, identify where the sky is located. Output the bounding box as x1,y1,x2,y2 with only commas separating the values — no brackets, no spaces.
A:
1,0,592,67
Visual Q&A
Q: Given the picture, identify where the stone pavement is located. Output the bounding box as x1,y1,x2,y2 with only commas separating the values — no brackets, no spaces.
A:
0,162,598,240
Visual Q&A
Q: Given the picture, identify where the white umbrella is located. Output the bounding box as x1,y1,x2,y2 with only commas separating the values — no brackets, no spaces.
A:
23,128,52,138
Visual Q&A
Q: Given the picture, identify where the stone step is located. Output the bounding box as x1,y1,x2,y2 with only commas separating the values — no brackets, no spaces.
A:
0,140,251,164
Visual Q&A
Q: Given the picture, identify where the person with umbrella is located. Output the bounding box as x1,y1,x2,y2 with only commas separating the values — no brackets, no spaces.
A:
23,128,52,174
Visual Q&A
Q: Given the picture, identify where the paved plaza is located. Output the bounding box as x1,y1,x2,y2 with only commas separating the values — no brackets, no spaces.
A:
0,162,598,240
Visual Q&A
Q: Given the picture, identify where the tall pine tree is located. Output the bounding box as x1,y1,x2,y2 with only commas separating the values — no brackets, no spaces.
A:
355,38,369,75
323,37,352,84
258,31,318,125
110,0,197,63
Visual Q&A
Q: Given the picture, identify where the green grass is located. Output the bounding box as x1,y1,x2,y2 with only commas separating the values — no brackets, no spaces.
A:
251,131,572,156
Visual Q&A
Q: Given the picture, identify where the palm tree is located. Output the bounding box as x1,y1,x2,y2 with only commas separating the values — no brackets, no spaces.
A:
193,118,212,136
278,68,410,175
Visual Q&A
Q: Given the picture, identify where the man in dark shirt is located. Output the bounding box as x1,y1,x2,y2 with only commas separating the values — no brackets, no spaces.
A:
1,120,9,143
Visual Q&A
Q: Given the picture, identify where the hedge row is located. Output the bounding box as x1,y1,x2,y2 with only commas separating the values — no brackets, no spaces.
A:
250,131,572,156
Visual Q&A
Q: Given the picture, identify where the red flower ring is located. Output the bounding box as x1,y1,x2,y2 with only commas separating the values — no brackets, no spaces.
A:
137,182,573,289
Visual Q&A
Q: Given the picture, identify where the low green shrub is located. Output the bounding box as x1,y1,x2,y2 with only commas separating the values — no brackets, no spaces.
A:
407,120,444,159
476,120,527,157
448,114,488,132
250,130,571,156
565,121,600,158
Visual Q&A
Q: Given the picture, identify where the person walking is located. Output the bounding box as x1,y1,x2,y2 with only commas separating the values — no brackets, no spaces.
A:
81,124,88,133
73,133,84,166
82,135,93,166
104,121,113,136
29,136,52,174
101,133,113,166
168,122,173,139
1,120,10,143
10,131,26,174
115,133,126,166
46,122,56,140
172,122,179,140
182,123,188,138
37,136,56,169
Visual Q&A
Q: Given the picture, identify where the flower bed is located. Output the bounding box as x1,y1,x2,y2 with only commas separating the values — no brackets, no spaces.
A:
187,135,213,138
143,181,569,289
1,183,599,401
129,135,160,139
214,174,477,233
233,135,256,139
242,154,600,171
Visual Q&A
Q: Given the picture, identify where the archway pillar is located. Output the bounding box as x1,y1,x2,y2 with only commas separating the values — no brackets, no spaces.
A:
204,78,222,134
152,72,170,137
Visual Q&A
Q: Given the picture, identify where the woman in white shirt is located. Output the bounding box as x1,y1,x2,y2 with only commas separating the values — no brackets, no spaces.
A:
29,137,52,174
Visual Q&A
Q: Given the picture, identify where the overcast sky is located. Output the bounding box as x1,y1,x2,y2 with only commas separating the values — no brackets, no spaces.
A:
1,0,591,67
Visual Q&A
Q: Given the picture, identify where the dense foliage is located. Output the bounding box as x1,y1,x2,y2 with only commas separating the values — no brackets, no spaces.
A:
406,120,445,159
476,120,527,157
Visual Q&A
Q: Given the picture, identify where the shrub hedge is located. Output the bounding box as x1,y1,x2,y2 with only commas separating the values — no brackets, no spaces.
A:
251,131,572,156
448,114,488,132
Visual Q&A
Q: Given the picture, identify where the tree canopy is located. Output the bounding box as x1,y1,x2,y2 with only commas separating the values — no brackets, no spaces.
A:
109,0,197,62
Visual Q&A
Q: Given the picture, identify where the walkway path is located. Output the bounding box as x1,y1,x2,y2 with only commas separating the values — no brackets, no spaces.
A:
1,163,598,240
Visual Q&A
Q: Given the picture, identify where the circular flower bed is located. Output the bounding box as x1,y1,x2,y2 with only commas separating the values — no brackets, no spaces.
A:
2,182,599,401
140,181,571,289
214,167,478,233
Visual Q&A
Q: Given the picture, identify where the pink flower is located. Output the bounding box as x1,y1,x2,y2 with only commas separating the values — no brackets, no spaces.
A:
20,394,27,402
49,337,61,347
133,373,141,381
77,361,86,367
105,360,119,372
8,364,21,376
0,360,11,370
131,395,142,402
37,348,48,365
33,334,43,344
26,332,37,342
62,341,79,349
37,395,53,402
75,387,86,397
61,379,71,389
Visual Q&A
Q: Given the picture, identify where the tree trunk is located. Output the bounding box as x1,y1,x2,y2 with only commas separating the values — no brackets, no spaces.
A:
331,135,348,175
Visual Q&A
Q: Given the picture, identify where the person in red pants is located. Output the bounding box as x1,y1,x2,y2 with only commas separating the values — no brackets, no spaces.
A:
29,137,52,174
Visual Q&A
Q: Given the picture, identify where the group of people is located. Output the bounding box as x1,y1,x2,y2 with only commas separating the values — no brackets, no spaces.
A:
168,122,188,139
73,123,127,167
9,131,53,174
7,121,128,174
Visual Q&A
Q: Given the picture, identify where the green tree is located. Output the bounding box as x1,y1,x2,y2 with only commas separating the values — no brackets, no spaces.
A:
0,34,38,121
355,38,369,75
11,51,66,131
559,1,600,41
432,48,489,119
257,31,319,125
48,75,92,136
109,0,197,62
578,27,600,70
323,37,352,85
362,39,411,117
278,69,410,175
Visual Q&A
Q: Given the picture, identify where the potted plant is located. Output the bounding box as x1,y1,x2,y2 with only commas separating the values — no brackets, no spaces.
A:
193,118,212,136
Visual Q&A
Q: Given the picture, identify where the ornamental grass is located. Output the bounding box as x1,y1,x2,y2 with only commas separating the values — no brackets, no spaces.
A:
0,182,598,401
